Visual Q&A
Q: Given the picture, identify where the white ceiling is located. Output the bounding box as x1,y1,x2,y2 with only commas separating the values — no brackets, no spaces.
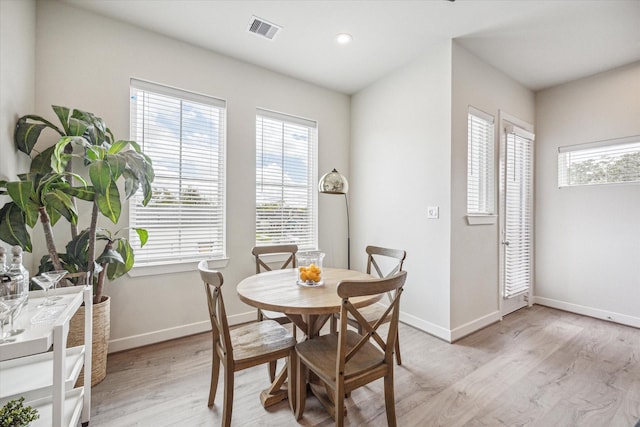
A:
61,0,640,94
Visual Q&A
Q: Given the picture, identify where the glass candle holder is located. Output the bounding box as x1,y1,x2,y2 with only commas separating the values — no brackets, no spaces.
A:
296,251,325,286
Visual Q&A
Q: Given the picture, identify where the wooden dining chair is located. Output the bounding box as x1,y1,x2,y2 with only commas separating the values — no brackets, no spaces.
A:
295,271,407,427
198,261,297,427
252,244,298,381
331,245,407,365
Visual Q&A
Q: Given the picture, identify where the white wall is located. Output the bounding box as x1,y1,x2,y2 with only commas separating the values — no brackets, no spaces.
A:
535,62,640,327
450,43,535,337
0,0,35,263
34,1,350,351
351,41,453,337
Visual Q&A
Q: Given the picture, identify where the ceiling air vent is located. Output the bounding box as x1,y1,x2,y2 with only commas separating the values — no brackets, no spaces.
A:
247,16,281,40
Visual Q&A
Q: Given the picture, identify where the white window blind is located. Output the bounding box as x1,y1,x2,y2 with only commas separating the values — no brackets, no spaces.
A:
129,79,226,265
558,135,640,187
256,108,317,250
503,124,534,298
467,107,495,215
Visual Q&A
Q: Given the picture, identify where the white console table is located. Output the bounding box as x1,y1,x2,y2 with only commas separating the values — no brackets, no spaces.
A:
0,286,92,427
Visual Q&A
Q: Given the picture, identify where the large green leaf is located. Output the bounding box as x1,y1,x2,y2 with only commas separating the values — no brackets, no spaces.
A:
141,180,153,206
0,203,32,251
6,180,33,211
107,239,134,280
89,161,112,195
43,189,78,224
6,180,39,227
106,153,126,180
30,146,56,175
133,227,149,246
96,180,121,223
51,136,85,173
122,169,138,200
45,203,62,226
14,120,48,155
14,115,63,155
68,118,89,137
52,105,71,134
96,247,124,265
64,229,91,268
64,185,96,201
108,140,130,154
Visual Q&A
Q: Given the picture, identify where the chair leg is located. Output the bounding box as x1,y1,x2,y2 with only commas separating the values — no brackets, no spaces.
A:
222,366,234,427
335,380,345,427
295,355,307,420
394,333,402,366
208,349,221,407
288,350,297,413
383,370,397,427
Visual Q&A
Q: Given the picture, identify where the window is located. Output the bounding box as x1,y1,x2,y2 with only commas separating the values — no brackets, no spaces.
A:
467,107,495,215
558,135,640,187
129,79,226,266
256,109,317,250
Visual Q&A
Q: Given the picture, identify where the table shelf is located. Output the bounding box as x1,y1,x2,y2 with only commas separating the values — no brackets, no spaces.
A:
0,286,92,427
28,387,85,427
0,346,85,403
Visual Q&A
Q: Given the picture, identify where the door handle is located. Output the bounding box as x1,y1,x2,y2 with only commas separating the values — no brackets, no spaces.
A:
502,240,510,246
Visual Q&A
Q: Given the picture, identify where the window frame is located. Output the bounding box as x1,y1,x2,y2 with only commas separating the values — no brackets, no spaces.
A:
558,135,640,188
467,106,497,224
128,78,228,276
255,108,318,251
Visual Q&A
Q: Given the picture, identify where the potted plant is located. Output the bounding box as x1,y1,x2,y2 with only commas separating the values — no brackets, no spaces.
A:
0,398,39,427
0,105,154,385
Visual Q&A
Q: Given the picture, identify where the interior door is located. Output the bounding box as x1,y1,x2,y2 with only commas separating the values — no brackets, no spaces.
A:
499,118,535,316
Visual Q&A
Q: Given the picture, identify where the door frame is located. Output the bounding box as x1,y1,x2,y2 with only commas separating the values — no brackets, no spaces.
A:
498,111,535,317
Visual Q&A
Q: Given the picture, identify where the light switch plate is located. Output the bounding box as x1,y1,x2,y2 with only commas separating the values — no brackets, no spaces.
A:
427,206,439,219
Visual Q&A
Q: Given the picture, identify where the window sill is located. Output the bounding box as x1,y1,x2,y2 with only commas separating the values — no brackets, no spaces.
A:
128,258,230,278
466,214,497,225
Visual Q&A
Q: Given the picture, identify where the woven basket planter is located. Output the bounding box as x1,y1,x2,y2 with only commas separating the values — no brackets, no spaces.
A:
68,295,110,387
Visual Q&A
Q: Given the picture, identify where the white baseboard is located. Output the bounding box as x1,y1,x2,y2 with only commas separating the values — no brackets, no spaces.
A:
399,311,452,342
534,296,640,329
450,310,502,342
108,311,256,353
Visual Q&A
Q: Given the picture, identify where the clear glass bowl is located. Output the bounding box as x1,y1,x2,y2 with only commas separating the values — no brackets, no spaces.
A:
296,251,325,286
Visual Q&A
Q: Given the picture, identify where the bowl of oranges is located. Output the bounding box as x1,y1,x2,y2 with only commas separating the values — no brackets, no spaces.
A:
296,251,325,286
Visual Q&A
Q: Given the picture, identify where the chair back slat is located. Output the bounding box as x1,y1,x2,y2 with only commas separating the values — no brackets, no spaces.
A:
366,246,406,279
366,246,406,304
337,271,407,372
252,244,298,273
199,260,233,359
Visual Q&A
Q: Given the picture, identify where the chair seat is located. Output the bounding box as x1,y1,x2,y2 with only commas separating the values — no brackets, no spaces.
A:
347,302,392,326
261,309,291,324
296,330,386,385
231,320,295,364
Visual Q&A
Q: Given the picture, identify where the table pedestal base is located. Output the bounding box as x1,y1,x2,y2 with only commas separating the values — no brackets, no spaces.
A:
259,357,296,411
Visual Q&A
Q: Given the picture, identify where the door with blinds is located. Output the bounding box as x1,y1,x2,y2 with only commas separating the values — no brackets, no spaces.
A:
499,119,535,316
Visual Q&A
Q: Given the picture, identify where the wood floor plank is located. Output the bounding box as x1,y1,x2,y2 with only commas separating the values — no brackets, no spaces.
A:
90,305,640,426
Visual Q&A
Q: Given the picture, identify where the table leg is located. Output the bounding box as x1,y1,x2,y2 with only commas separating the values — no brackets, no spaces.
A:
259,361,290,407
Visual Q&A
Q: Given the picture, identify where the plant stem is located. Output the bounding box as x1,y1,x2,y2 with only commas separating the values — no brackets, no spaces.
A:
95,262,107,305
87,201,99,299
64,142,78,239
39,207,63,271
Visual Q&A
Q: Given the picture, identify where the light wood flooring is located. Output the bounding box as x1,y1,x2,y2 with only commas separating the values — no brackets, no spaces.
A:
90,305,640,426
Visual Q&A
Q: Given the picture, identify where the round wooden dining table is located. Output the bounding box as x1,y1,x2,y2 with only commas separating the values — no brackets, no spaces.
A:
237,267,378,338
236,267,379,409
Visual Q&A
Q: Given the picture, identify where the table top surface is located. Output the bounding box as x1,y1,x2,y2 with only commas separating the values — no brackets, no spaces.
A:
237,268,380,315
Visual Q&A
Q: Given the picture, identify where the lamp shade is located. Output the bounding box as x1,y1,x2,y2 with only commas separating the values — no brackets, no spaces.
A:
318,168,349,194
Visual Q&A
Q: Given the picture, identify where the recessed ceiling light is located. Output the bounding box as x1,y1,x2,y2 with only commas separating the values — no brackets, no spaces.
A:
335,33,353,45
